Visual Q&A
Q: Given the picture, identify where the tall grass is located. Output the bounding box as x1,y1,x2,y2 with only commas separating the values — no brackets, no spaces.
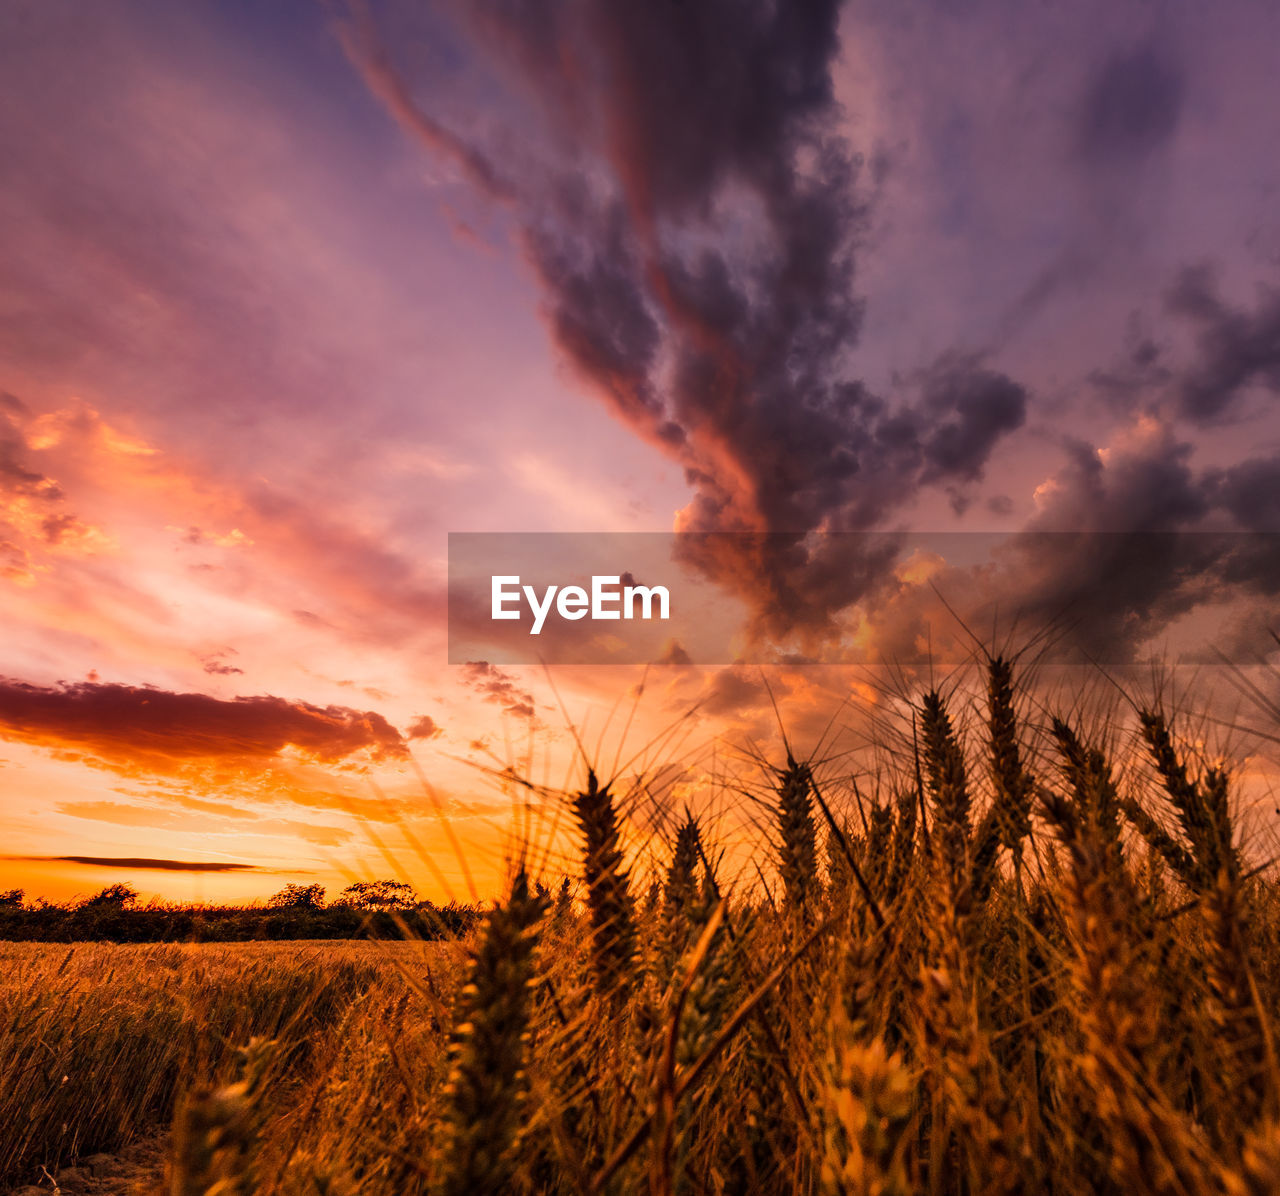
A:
4,660,1280,1193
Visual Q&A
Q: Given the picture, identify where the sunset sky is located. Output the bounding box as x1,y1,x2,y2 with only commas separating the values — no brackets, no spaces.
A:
2,0,1279,904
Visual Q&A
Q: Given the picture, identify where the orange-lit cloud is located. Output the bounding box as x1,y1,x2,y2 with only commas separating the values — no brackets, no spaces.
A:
461,662,538,720
0,678,408,769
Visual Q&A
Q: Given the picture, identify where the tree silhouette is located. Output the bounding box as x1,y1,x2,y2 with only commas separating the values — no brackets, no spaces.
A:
266,883,326,910
336,879,417,910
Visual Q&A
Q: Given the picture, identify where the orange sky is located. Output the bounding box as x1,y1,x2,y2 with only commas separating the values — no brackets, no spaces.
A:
3,0,1280,904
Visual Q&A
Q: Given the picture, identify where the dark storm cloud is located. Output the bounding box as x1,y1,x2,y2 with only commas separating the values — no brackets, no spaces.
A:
1027,263,1280,658
978,430,1280,661
1166,264,1280,420
834,421,1280,668
917,358,1028,484
1029,432,1210,534
0,678,408,766
347,2,1278,663
344,0,1028,639
1077,42,1184,165
6,855,260,873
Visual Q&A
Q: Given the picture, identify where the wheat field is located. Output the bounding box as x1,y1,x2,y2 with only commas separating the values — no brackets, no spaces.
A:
4,658,1280,1194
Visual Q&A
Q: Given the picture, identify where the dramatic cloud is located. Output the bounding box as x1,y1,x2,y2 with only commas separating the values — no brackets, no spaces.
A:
917,425,1280,663
334,2,1280,668
0,678,409,768
344,1,1029,640
5,854,260,873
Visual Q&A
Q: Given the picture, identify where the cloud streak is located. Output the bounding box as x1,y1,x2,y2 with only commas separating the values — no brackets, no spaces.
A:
6,855,261,873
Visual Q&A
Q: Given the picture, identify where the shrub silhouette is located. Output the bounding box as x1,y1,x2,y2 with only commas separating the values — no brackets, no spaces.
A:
81,882,139,908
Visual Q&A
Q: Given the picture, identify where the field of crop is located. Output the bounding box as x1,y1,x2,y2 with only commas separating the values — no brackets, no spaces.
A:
0,939,469,1192
4,659,1280,1194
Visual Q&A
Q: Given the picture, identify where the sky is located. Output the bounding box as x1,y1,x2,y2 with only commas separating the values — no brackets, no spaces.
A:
1,0,1279,904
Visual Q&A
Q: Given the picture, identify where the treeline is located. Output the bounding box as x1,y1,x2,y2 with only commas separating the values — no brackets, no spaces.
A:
0,879,484,943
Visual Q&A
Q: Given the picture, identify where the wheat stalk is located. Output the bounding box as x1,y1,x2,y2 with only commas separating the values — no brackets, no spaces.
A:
436,870,546,1196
